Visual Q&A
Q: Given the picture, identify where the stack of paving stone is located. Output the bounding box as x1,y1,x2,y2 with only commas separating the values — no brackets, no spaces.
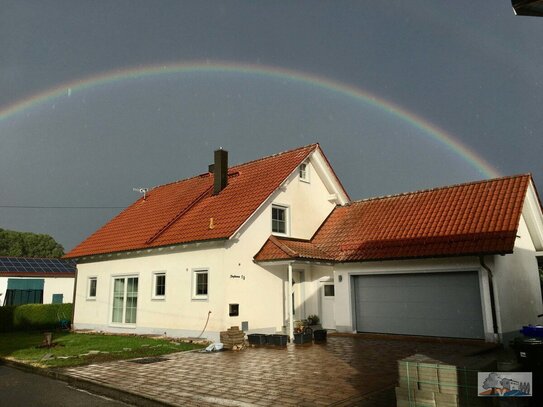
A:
219,326,246,350
395,354,488,407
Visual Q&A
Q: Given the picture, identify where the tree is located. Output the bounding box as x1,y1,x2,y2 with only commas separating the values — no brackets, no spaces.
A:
0,228,64,258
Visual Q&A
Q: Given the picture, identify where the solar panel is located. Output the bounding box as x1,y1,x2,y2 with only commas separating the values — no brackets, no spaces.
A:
0,257,76,274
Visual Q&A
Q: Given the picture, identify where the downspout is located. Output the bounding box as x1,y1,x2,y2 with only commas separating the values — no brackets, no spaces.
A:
288,262,294,341
479,256,499,340
70,261,78,332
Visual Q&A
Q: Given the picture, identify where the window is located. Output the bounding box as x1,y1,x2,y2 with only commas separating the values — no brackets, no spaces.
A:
52,293,63,304
324,284,335,297
299,163,309,182
152,272,166,299
229,304,239,317
112,276,138,324
193,269,208,299
272,205,288,235
3,278,44,306
88,277,97,299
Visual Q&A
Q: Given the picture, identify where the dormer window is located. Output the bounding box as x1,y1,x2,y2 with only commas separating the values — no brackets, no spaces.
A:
299,163,309,182
272,204,289,235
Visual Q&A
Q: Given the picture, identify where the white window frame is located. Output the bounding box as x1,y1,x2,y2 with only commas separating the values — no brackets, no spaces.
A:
152,271,166,300
192,269,209,300
110,274,139,327
87,277,97,300
271,204,290,236
299,162,310,183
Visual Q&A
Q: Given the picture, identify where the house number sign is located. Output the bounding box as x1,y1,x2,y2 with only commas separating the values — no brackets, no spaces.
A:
230,274,246,280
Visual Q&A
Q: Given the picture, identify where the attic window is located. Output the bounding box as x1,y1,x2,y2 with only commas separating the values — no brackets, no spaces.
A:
272,205,289,235
299,163,309,182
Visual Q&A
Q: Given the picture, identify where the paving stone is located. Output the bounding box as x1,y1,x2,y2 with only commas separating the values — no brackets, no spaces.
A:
62,336,494,406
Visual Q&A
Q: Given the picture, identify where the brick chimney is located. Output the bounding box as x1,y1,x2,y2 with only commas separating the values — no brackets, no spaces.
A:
212,149,228,195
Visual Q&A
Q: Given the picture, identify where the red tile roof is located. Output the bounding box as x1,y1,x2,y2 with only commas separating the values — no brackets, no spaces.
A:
255,236,335,262
255,174,532,262
65,144,320,258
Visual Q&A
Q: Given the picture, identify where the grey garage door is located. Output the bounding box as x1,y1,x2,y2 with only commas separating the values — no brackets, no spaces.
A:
353,272,484,339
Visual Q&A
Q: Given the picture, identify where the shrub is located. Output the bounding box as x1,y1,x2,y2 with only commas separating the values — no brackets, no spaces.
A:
12,303,72,331
0,306,15,332
306,314,320,325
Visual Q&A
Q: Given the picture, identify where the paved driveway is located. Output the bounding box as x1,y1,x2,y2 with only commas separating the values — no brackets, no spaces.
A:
63,335,494,406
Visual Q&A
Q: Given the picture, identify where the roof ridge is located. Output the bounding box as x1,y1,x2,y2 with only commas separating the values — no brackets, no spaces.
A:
230,143,319,170
140,144,319,192
345,174,532,206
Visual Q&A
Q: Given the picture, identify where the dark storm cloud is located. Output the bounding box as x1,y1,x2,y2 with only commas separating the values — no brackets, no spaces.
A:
1,1,541,250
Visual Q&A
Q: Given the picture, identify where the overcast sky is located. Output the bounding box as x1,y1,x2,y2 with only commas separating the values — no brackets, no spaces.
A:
1,1,542,251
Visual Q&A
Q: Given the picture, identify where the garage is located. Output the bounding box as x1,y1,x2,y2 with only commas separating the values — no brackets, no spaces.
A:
353,271,485,339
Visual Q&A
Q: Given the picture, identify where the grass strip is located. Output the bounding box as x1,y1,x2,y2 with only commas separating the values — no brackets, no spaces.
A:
0,331,205,368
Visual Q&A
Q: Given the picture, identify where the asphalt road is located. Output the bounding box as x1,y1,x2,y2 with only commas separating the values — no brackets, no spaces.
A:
0,365,131,407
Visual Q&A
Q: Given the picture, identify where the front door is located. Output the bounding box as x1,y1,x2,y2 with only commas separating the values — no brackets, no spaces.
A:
321,283,335,329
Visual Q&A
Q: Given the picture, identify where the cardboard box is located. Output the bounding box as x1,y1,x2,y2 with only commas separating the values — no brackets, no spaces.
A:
437,365,459,395
396,386,416,404
398,355,422,385
418,362,439,392
434,392,458,407
414,389,436,406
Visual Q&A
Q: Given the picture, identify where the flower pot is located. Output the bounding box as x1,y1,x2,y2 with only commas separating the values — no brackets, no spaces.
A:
267,334,288,347
313,329,327,343
294,332,313,345
247,334,267,346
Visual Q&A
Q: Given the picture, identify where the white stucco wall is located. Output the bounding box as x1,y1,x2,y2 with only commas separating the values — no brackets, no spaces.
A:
0,276,74,305
492,214,543,341
74,243,227,340
0,277,7,305
44,277,74,304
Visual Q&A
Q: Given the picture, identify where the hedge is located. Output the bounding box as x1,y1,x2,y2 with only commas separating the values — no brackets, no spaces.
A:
0,303,72,332
0,306,15,332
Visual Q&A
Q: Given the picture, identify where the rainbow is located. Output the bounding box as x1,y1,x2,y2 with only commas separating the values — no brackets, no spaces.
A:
0,61,500,177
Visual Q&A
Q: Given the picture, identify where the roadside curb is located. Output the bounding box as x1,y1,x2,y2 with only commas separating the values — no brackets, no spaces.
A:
0,357,171,407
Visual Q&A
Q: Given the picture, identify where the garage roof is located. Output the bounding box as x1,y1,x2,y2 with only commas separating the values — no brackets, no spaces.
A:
255,174,534,262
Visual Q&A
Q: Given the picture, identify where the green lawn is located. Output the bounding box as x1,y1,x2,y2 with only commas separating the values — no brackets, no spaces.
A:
0,331,205,368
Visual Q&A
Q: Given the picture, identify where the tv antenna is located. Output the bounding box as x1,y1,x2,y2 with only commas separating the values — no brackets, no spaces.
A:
133,187,149,200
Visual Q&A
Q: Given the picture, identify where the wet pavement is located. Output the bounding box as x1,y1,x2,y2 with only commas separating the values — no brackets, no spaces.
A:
62,335,496,406
0,364,130,407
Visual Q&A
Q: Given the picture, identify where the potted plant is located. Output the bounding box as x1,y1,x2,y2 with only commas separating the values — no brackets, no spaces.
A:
294,327,313,345
307,315,320,326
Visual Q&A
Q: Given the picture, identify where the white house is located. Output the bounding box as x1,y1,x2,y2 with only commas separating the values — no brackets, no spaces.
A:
66,144,543,343
0,257,75,306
